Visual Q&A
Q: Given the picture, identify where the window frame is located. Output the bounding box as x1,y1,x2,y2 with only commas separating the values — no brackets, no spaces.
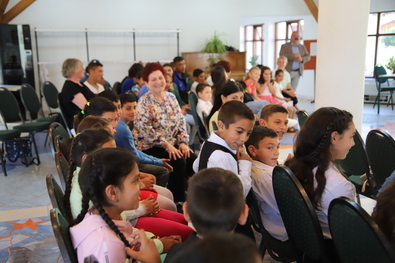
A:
274,20,303,64
244,24,264,66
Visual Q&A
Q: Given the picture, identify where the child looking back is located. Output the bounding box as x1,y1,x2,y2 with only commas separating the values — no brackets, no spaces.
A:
196,83,213,124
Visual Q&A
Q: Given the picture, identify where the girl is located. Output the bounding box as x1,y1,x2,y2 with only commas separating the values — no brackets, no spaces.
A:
65,129,194,242
207,80,244,133
285,107,357,239
244,66,261,101
69,148,165,263
272,69,297,123
211,66,228,102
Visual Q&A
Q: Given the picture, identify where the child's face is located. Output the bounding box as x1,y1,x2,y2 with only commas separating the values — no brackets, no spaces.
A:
195,73,206,83
330,122,356,160
218,118,254,150
165,75,173,91
249,70,261,82
221,91,244,104
89,66,104,83
259,112,288,139
248,136,280,166
263,69,271,82
113,101,122,119
198,86,212,101
136,77,145,87
277,58,286,69
117,165,143,211
163,66,173,76
101,111,119,129
275,72,284,82
121,101,137,123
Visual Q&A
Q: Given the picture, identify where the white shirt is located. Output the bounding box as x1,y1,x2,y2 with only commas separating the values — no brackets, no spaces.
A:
84,81,105,94
193,132,252,197
190,81,199,94
196,98,213,124
251,160,288,241
313,163,356,238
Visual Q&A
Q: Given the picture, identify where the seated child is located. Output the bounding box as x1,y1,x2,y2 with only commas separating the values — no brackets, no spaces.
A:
244,66,261,101
130,70,145,96
272,69,298,115
259,104,298,140
194,100,255,197
196,83,213,124
164,168,249,262
190,68,206,94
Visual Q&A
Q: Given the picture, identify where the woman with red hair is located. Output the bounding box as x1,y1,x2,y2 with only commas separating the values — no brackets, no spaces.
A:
134,63,197,203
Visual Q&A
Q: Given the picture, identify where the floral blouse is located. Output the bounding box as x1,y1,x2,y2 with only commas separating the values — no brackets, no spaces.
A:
134,91,189,151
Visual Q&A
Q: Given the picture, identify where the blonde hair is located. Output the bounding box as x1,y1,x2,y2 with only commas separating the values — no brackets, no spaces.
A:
245,66,261,81
62,58,82,78
278,56,288,64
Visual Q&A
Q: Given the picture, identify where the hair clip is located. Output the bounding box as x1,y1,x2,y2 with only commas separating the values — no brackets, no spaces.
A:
73,134,78,137
86,102,90,106
81,110,85,114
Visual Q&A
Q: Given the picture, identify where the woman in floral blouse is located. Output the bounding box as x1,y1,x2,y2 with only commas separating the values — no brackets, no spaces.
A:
135,63,197,202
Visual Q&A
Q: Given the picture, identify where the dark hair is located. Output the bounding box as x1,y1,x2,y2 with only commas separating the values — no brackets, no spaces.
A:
372,178,395,245
77,116,111,133
207,80,244,127
196,83,211,94
193,68,204,77
275,69,284,77
245,126,278,155
86,60,103,73
218,100,254,128
211,66,227,98
260,104,288,121
73,148,137,249
119,93,136,107
186,168,245,236
173,233,260,263
142,63,165,82
97,90,120,103
64,129,114,221
215,60,232,73
74,97,117,131
173,56,184,63
285,107,353,208
258,65,271,85
128,63,144,78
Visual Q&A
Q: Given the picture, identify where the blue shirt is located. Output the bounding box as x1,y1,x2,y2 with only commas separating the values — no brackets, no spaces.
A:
120,77,135,94
173,72,187,92
137,84,149,101
114,118,163,166
291,43,301,70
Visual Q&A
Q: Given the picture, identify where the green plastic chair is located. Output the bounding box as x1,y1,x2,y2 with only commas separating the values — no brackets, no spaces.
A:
272,165,330,262
336,130,377,198
366,129,395,191
46,174,69,220
55,152,70,192
0,87,50,165
20,83,54,123
42,81,60,112
48,122,70,156
296,110,309,129
329,197,395,263
0,130,22,176
373,65,395,114
50,208,78,263
189,92,209,140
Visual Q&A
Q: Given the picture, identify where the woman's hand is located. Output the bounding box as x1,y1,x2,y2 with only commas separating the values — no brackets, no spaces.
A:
179,143,193,159
126,229,161,263
141,195,161,215
160,159,174,172
164,142,183,160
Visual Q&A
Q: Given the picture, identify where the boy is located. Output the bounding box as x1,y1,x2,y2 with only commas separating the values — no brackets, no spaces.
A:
245,126,289,242
190,68,206,94
114,93,171,187
164,167,249,262
193,100,255,197
259,104,298,140
84,60,106,94
196,83,213,124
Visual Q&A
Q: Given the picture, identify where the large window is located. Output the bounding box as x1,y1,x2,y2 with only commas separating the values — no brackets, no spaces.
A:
274,20,304,64
244,24,264,67
365,11,395,77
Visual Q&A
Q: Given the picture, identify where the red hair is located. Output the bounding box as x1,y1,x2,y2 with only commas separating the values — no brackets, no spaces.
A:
142,63,165,82
215,60,232,73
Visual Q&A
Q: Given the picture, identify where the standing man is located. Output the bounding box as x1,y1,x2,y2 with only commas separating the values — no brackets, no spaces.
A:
279,31,310,89
173,56,189,104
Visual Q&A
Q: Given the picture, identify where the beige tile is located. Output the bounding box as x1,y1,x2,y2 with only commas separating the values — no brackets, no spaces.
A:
0,205,52,222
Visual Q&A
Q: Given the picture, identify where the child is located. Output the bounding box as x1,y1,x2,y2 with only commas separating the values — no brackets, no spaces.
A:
164,168,249,262
193,100,255,197
70,148,180,262
259,104,298,140
130,70,145,96
245,126,289,242
285,107,357,239
273,69,299,114
273,56,299,109
244,66,261,101
190,68,206,94
83,60,106,94
196,83,213,124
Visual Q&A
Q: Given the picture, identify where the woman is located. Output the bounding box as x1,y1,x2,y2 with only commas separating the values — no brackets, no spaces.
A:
134,63,197,202
59,58,95,133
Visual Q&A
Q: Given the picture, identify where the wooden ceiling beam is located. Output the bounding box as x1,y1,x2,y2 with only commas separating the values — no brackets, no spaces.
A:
304,0,318,22
0,0,10,22
0,0,35,24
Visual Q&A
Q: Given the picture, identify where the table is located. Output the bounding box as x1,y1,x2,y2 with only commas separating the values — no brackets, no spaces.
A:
376,74,395,114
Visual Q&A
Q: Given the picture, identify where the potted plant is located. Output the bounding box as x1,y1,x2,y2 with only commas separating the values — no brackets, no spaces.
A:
202,32,226,67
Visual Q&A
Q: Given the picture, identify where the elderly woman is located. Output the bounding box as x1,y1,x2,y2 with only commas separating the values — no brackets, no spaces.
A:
134,62,196,202
59,58,95,132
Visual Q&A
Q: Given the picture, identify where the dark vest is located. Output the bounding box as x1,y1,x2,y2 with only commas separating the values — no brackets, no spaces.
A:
198,141,238,172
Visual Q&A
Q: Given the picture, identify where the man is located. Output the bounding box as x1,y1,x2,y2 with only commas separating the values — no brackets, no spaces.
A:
279,31,310,89
173,56,189,104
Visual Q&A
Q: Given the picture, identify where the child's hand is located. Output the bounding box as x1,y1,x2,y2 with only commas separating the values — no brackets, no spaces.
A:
159,235,182,253
141,195,161,215
126,229,161,263
140,175,155,190
237,151,252,162
285,98,291,102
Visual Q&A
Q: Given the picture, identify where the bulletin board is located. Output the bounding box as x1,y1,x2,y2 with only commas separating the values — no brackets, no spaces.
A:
304,40,317,70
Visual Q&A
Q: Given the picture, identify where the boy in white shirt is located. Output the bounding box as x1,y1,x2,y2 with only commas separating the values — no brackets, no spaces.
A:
190,68,206,94
196,83,213,124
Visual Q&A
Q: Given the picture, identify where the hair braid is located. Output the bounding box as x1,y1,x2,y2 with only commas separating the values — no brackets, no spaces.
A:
304,121,334,160
72,193,90,226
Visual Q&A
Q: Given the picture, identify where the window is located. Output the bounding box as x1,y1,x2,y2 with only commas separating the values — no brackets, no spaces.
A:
365,11,395,77
244,24,264,67
274,20,304,64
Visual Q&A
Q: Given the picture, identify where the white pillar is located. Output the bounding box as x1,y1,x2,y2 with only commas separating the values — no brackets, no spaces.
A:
315,0,370,132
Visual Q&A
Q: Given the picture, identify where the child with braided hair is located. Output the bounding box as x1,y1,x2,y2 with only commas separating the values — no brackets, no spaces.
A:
69,147,165,263
285,107,357,239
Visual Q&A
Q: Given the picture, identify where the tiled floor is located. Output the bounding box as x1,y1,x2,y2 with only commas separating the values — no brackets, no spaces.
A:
0,98,392,262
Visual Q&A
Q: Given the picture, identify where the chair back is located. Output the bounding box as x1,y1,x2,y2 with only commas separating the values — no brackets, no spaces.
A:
272,165,327,262
297,110,309,128
189,92,209,139
49,122,70,154
366,129,395,190
57,93,73,136
113,81,122,94
42,81,59,110
374,65,390,85
50,208,78,263
0,87,23,126
329,197,395,263
46,174,68,220
55,152,70,191
20,83,43,118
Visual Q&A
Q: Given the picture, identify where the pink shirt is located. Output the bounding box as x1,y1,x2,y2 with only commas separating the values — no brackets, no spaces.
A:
245,79,257,96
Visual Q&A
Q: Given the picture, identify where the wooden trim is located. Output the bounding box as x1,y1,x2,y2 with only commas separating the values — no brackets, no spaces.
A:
0,0,35,24
0,0,10,22
304,0,318,22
